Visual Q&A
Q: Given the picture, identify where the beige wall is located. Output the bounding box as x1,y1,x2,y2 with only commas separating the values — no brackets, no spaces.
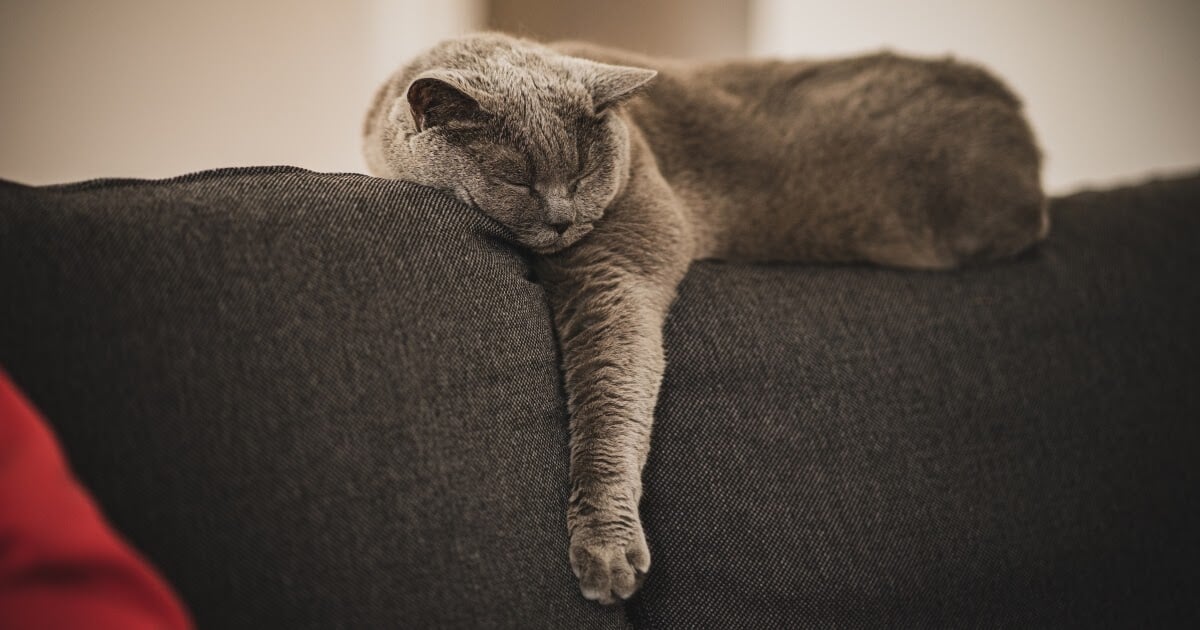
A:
0,0,481,185
2,1,1197,192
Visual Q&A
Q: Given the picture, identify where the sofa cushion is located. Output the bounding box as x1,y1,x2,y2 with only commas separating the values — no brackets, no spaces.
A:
635,175,1200,627
0,167,627,629
1,167,1198,627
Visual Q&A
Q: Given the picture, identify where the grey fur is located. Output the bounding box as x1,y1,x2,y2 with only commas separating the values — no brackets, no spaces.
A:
364,32,1048,604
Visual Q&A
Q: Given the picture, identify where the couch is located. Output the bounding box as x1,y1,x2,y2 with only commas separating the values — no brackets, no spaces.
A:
1,166,1197,628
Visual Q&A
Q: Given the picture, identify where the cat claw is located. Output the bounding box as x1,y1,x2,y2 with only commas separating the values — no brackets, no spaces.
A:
569,526,650,604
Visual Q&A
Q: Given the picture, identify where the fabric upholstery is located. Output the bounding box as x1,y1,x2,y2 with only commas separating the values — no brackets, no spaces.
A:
636,176,1200,627
1,167,1197,627
0,168,625,629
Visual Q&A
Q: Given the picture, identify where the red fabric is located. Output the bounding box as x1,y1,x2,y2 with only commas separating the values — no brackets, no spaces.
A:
0,369,192,630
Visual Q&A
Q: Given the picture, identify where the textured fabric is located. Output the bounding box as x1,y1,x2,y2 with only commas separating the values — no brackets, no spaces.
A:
633,175,1200,627
0,368,192,630
0,168,627,629
1,167,1198,628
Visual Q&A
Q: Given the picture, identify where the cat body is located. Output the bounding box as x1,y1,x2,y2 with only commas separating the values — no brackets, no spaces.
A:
364,32,1047,604
559,43,1047,266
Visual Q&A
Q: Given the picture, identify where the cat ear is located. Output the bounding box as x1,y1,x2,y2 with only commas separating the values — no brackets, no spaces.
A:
586,63,658,114
404,71,492,132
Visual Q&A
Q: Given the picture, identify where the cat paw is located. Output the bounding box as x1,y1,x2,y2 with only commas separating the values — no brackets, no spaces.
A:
569,524,650,604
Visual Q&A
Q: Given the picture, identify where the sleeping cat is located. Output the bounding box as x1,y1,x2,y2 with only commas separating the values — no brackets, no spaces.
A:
363,32,1047,605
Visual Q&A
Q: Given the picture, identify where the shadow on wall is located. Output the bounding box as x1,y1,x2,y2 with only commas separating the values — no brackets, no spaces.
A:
488,0,748,59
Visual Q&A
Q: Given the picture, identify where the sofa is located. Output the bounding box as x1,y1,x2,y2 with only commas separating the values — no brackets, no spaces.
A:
1,166,1197,628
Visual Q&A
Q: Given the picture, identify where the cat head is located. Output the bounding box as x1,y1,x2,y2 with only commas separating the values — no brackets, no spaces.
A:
364,33,656,253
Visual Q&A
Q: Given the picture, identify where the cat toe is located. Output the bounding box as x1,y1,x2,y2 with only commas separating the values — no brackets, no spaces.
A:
569,528,650,605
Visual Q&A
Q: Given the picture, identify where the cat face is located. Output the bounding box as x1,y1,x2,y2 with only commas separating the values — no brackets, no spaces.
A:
407,104,629,254
368,35,655,254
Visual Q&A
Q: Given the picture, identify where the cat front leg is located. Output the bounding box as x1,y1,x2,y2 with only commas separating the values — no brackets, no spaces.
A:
537,261,673,604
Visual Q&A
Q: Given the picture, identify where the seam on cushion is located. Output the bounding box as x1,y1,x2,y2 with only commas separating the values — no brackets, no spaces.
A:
5,166,543,297
34,165,315,192
12,165,531,275
23,166,521,246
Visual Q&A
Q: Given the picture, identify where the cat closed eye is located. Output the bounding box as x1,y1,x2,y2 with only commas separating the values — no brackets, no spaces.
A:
496,178,534,192
569,168,599,194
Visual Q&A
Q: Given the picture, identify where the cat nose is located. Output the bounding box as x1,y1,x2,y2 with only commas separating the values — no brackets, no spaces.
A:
543,195,573,236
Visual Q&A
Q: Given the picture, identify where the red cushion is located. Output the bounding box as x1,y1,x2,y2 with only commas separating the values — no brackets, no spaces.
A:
0,368,192,630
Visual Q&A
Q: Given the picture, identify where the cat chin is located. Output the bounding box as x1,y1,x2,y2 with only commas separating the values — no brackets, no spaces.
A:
528,237,579,255
526,224,593,254
531,243,570,255
527,238,571,255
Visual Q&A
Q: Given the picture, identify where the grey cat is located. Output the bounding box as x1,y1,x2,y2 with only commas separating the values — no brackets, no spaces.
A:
363,32,1047,605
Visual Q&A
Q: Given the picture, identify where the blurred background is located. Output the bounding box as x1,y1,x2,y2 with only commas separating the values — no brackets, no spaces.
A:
1,0,1197,192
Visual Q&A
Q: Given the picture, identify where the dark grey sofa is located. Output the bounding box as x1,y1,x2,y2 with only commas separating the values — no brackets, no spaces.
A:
1,167,1197,628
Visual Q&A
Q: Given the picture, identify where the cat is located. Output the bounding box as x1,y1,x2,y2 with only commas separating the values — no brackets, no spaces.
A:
363,32,1047,605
